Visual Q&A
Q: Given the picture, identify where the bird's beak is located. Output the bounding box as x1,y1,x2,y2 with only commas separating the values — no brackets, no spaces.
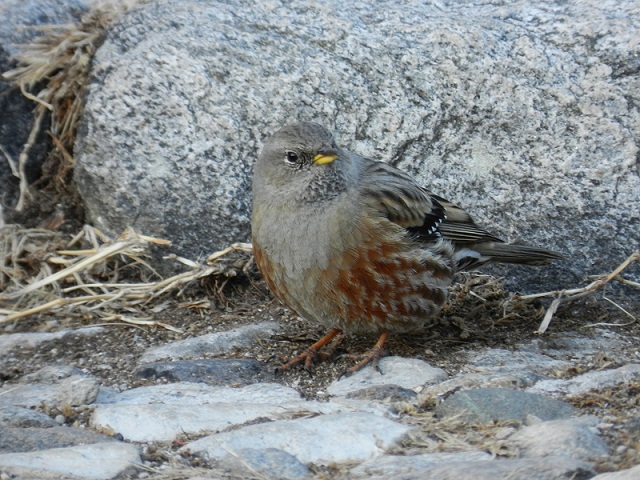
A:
313,146,339,165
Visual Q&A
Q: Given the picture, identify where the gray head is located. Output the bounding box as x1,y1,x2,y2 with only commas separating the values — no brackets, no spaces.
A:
253,122,352,203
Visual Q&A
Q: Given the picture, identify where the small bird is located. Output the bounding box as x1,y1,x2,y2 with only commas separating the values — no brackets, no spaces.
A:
251,122,562,373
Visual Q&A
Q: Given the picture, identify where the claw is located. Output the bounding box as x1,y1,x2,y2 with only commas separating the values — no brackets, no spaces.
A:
277,328,343,372
338,330,389,379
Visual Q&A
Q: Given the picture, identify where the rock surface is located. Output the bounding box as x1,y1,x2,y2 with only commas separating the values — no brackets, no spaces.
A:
0,442,140,480
181,412,414,465
1,323,638,479
139,322,279,362
0,366,100,408
434,387,577,423
74,0,640,288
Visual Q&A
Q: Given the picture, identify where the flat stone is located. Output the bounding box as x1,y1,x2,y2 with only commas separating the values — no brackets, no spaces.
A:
182,412,413,465
350,451,492,478
0,376,100,408
0,441,140,480
0,328,104,354
327,357,447,397
422,371,548,398
0,426,115,454
352,455,594,480
591,464,640,480
91,400,348,442
139,322,279,363
21,365,86,383
527,364,640,397
135,358,270,386
511,417,609,461
346,384,418,403
91,381,349,442
218,448,312,480
98,382,302,405
519,332,633,363
0,406,58,428
434,388,577,423
469,348,570,375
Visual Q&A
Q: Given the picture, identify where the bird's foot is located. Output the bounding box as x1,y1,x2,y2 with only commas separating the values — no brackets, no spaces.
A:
275,328,343,374
339,330,389,379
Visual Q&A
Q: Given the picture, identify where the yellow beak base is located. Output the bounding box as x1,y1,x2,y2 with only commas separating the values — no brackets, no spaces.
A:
313,153,339,165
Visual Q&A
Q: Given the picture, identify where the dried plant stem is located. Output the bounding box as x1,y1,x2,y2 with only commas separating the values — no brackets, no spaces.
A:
0,227,253,331
518,252,639,334
1,2,131,211
0,230,164,301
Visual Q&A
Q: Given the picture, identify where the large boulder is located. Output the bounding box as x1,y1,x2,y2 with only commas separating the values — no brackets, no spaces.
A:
74,0,639,290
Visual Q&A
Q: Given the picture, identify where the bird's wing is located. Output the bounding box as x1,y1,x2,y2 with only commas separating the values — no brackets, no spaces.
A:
360,160,503,244
426,193,504,245
359,160,446,237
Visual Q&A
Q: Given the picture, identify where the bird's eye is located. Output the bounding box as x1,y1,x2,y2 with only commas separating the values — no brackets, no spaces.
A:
284,151,299,165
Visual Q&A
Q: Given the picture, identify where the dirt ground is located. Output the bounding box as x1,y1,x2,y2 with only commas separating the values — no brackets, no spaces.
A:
2,263,639,474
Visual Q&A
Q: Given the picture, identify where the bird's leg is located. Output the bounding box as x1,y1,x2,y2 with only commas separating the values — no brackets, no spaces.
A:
278,327,343,372
341,330,389,377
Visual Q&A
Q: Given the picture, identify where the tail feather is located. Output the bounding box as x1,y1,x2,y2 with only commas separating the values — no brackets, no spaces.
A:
454,242,563,270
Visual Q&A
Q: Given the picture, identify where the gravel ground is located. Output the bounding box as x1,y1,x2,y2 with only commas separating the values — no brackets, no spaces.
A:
2,264,639,476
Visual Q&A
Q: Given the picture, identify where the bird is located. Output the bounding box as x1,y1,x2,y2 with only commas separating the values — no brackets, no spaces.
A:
251,121,562,374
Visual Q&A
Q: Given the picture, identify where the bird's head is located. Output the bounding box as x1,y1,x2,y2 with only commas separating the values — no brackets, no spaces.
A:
253,122,351,204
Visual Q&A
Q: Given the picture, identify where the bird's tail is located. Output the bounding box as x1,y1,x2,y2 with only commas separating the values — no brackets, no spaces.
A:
454,242,564,270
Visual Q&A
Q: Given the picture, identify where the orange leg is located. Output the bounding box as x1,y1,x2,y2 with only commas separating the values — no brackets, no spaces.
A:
279,327,343,372
342,330,389,377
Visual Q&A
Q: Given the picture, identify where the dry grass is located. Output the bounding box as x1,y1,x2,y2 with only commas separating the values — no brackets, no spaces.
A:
0,224,252,331
1,1,137,212
1,221,636,335
519,252,639,333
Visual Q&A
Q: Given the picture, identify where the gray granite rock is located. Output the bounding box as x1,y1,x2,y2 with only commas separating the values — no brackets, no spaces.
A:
353,455,595,480
511,417,609,462
93,403,317,442
135,358,270,386
434,388,577,423
21,365,85,383
90,382,350,442
519,331,634,364
346,384,418,403
0,328,103,354
182,412,413,465
0,366,100,408
74,0,640,288
422,371,549,399
527,364,640,397
139,322,279,362
469,348,570,375
327,356,447,397
96,382,303,405
0,426,115,454
0,406,58,428
217,448,312,480
350,453,594,480
349,451,492,478
591,465,640,480
0,441,140,480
